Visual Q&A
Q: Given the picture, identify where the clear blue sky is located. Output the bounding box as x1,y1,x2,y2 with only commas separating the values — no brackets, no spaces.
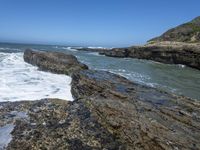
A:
0,0,199,47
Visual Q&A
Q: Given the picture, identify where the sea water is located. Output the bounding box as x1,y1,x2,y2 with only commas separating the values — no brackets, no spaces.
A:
0,50,73,101
0,43,200,101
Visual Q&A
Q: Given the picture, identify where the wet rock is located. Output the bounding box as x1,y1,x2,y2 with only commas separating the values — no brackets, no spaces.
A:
24,49,88,75
71,70,200,149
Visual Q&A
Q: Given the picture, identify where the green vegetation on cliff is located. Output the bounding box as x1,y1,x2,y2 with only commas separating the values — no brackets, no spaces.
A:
149,16,200,43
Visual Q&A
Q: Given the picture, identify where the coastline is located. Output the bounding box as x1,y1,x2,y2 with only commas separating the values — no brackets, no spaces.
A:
77,41,200,70
1,49,199,149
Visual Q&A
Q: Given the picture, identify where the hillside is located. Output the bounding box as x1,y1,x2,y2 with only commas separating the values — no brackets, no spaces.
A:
149,16,200,43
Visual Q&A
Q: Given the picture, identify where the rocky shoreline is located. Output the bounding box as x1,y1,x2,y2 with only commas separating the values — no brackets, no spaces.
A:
24,49,88,75
76,42,200,70
76,16,200,70
99,41,200,70
0,49,199,149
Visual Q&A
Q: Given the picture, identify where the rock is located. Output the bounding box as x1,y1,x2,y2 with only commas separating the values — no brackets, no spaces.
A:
2,51,199,149
101,42,200,70
24,49,88,75
0,99,125,150
99,48,129,57
149,16,200,43
1,69,200,149
76,47,110,53
71,70,200,149
100,16,200,70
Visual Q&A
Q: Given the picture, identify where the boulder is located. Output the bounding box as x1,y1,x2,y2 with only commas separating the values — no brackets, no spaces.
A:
24,49,88,75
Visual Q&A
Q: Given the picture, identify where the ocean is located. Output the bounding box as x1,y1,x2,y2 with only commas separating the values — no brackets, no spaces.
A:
0,42,200,101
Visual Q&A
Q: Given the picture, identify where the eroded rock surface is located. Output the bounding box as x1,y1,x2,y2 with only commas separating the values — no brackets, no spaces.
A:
24,49,88,75
0,99,125,150
71,70,200,150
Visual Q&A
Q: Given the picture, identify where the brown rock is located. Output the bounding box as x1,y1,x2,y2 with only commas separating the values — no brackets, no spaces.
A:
71,70,200,149
24,49,88,75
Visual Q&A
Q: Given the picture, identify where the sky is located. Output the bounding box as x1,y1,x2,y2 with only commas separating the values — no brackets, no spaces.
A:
0,0,199,47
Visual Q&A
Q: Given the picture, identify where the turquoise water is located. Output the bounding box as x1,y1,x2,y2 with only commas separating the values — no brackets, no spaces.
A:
0,43,200,100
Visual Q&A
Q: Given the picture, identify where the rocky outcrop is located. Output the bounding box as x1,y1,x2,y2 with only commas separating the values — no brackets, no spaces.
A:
71,70,200,149
1,51,200,149
101,42,200,70
97,17,200,69
149,16,200,43
24,49,88,75
2,70,200,150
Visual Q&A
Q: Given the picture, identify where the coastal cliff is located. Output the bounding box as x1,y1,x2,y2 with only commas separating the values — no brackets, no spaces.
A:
0,50,199,150
101,42,200,70
80,17,200,70
149,16,200,43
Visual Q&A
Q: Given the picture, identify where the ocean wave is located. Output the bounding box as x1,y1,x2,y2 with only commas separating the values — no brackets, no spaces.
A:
0,52,73,102
61,47,77,51
87,46,111,49
0,47,22,53
87,52,101,56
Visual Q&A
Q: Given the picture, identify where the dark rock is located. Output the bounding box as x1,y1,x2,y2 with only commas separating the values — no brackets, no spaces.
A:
101,42,200,70
99,48,129,58
0,99,125,150
75,47,109,53
24,49,88,75
71,70,200,149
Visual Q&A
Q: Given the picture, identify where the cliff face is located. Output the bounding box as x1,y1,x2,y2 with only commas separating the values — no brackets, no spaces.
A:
149,16,200,43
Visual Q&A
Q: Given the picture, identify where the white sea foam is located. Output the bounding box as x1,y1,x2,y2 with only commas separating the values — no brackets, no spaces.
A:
88,46,111,49
61,47,77,51
0,52,73,102
88,52,101,56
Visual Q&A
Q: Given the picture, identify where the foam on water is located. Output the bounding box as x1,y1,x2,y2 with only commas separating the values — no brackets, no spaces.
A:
64,47,77,51
0,124,14,149
0,52,73,102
